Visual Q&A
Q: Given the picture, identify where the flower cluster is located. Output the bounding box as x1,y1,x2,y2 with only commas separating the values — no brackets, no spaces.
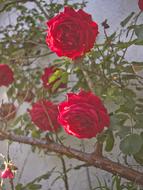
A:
1,7,110,139
29,90,110,138
28,7,109,138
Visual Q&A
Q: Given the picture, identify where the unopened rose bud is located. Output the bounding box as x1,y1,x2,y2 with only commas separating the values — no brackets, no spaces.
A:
17,90,34,102
1,168,14,179
0,103,16,121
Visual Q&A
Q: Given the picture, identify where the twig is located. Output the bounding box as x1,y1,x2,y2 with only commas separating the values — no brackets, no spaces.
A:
79,63,104,158
79,63,95,92
9,179,14,190
60,156,69,190
34,0,49,19
118,11,142,65
81,141,93,190
0,0,34,13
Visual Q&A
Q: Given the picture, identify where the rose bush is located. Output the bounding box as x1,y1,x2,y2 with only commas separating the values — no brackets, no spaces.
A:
0,64,14,87
58,90,110,139
46,7,99,59
29,100,60,131
1,0,143,188
138,0,143,10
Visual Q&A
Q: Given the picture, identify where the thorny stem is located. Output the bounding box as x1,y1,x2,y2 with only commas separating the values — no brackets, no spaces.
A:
118,11,142,64
81,141,93,190
9,179,15,190
0,180,3,190
79,63,95,92
79,63,103,157
0,131,143,185
34,0,50,19
60,156,69,190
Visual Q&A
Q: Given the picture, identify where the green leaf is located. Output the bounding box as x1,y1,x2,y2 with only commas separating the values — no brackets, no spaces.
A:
105,130,115,152
23,168,55,189
27,184,42,190
109,115,121,130
120,12,135,27
134,146,143,164
135,39,143,45
7,86,15,98
117,40,136,49
15,184,23,190
51,79,62,92
116,126,131,139
31,130,40,138
48,70,62,83
123,88,136,98
61,72,68,84
134,24,143,40
120,134,143,155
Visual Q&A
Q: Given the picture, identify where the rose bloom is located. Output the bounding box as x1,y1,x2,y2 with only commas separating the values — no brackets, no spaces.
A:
138,0,143,10
46,7,99,59
58,90,110,139
0,64,14,87
0,103,16,121
1,168,14,179
41,66,67,92
29,100,60,131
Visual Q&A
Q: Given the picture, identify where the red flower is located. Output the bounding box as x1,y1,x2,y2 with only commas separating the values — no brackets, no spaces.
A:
29,100,60,131
41,66,67,92
0,103,16,121
1,168,14,179
46,7,99,60
58,90,110,139
0,64,14,87
138,0,143,10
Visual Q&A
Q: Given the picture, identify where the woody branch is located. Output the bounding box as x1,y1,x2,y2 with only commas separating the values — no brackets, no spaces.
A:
0,130,143,186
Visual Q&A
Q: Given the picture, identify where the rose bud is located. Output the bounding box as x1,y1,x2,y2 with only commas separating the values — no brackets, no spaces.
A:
1,168,14,179
41,66,67,92
0,103,16,121
17,90,34,102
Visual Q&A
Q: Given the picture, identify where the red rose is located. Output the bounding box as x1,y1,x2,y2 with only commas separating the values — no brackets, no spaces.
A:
41,66,67,92
138,0,143,10
0,103,16,121
58,90,110,139
29,99,60,131
0,64,14,87
46,7,99,59
1,168,14,179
